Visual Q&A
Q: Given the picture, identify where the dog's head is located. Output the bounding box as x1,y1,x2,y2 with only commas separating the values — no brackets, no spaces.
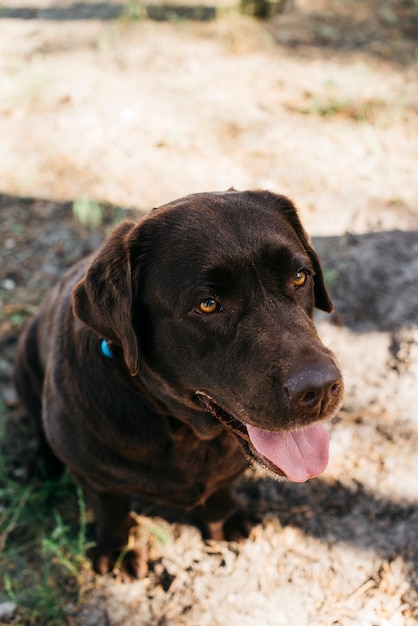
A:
73,190,343,482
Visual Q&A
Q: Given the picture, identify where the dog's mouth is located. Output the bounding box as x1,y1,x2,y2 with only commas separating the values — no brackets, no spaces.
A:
195,392,330,483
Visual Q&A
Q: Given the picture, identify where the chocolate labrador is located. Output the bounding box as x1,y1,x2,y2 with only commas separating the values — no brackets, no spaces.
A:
14,189,343,579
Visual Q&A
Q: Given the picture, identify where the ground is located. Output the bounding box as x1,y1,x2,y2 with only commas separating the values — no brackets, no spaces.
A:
0,1,418,625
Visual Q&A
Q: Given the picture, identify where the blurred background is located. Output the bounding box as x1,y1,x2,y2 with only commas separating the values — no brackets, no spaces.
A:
0,0,417,234
0,1,418,625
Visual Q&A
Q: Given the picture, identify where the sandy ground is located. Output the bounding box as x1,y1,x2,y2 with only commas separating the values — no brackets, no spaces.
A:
1,1,418,624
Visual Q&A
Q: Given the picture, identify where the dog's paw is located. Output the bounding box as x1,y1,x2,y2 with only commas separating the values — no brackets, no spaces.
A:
94,541,149,582
223,508,254,542
204,507,254,542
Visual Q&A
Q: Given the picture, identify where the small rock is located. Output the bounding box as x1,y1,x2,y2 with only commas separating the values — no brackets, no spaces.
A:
1,278,16,291
0,601,17,622
0,358,13,378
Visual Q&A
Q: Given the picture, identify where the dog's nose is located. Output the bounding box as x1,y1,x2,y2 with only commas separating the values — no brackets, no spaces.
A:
284,362,342,411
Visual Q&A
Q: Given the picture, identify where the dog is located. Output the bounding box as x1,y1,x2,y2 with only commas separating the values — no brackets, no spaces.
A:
14,189,343,579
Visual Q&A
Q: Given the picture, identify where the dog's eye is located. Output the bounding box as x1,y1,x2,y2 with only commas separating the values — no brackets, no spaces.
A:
198,298,220,314
294,270,308,289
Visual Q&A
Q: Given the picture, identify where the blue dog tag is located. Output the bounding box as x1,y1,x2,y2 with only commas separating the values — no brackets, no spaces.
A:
101,339,113,358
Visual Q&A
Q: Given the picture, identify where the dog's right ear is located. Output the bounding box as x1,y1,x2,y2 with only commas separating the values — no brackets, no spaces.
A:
72,221,140,376
268,193,334,313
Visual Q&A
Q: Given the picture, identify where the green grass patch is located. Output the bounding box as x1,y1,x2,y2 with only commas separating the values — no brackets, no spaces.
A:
72,198,131,233
288,93,414,126
72,197,104,229
0,407,92,624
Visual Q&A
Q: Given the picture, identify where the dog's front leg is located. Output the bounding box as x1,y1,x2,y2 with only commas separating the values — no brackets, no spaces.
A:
75,477,148,580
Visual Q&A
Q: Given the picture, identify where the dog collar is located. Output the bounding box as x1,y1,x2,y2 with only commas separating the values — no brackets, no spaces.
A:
101,339,113,358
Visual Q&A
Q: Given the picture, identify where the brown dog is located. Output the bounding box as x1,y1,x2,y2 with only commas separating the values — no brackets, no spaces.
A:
14,190,343,579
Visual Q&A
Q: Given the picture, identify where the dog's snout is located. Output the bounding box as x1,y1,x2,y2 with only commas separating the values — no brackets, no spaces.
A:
284,362,343,411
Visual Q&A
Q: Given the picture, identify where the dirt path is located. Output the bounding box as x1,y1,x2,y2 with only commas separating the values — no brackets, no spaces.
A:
1,1,418,624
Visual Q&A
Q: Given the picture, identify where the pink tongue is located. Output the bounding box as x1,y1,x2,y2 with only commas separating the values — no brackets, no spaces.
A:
246,422,329,482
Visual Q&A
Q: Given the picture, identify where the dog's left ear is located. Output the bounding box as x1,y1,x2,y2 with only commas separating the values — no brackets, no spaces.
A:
273,194,333,313
72,221,140,376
